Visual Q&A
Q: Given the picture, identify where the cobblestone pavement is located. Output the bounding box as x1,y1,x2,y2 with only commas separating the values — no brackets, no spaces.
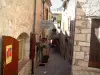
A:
34,50,72,75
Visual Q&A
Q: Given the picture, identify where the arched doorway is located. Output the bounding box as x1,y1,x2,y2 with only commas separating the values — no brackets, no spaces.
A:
17,32,30,71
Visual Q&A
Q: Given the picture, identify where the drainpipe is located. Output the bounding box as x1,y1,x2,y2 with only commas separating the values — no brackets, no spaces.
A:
31,0,36,74
42,0,45,20
33,0,36,32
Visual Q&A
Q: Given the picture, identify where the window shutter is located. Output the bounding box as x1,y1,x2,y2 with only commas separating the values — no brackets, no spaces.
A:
89,19,100,68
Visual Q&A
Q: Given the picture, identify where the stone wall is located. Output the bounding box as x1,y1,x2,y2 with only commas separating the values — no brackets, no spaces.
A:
35,0,51,42
0,0,34,38
0,0,34,74
72,0,100,75
35,0,42,42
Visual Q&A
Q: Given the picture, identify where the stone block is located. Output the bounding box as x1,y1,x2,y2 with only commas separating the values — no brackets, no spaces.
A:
81,47,90,52
89,72,95,75
80,71,89,75
75,28,81,33
86,52,89,55
76,16,81,20
76,8,82,12
72,71,80,75
81,29,91,34
87,67,100,73
84,55,89,61
74,52,84,59
78,61,88,67
78,42,90,46
74,41,77,45
73,59,75,65
95,73,100,75
81,17,88,20
87,34,91,42
74,46,81,51
77,11,85,16
76,8,85,16
87,23,91,28
82,21,88,26
76,21,82,26
75,34,86,41
76,20,87,28
72,65,81,71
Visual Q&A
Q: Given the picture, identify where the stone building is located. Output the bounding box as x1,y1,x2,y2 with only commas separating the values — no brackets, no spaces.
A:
61,0,100,75
40,0,52,38
0,0,34,75
0,0,52,75
35,0,52,41
34,0,52,68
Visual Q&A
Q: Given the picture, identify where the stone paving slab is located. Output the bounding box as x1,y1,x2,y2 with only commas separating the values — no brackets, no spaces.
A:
34,50,72,75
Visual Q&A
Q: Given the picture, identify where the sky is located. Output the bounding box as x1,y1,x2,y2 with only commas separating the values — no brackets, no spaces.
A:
50,0,63,11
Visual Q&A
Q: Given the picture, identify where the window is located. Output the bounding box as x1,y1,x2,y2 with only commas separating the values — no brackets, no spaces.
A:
46,9,48,20
17,33,29,61
19,39,25,60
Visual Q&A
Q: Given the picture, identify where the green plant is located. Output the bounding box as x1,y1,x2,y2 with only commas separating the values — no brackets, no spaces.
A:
57,14,62,24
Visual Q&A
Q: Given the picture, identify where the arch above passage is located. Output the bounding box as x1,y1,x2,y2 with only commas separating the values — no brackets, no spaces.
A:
17,32,29,40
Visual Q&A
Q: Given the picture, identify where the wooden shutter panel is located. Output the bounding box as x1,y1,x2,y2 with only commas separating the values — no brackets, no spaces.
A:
89,19,100,68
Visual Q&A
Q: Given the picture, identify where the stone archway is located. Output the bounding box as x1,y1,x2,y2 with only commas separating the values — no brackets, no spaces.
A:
17,32,30,60
17,32,30,72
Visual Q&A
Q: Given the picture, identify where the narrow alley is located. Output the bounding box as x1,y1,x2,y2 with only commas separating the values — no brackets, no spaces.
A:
34,49,72,75
1,0,100,75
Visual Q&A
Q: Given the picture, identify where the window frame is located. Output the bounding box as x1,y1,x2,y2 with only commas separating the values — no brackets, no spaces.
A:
18,39,25,62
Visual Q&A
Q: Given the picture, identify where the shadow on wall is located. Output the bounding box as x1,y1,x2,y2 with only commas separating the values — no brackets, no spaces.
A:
59,19,75,63
57,23,74,75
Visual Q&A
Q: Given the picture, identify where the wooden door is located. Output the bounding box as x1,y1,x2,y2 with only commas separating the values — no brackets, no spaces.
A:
89,19,100,68
2,36,19,75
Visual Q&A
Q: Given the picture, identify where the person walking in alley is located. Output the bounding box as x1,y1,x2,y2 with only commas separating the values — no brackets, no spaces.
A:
51,38,59,52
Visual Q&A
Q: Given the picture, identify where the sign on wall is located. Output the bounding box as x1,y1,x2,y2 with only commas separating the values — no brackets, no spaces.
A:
6,45,12,65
